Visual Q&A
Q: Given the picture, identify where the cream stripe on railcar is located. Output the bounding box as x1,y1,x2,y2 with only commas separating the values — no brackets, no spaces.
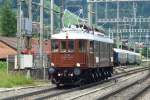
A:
51,30,113,44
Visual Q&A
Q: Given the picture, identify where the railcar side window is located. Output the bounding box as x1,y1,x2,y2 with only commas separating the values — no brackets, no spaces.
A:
100,42,103,57
79,40,86,52
51,40,59,52
68,40,74,52
105,43,107,57
61,40,66,52
90,41,94,53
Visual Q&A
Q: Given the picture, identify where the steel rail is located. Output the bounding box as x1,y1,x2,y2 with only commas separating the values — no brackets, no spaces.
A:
128,84,150,100
1,87,56,100
33,67,150,100
97,74,150,100
2,66,150,100
36,67,149,100
68,67,150,100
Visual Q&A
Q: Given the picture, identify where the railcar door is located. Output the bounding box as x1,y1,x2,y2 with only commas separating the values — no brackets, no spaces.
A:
77,40,87,67
109,44,113,66
51,39,60,67
59,39,75,67
94,41,100,67
99,42,108,67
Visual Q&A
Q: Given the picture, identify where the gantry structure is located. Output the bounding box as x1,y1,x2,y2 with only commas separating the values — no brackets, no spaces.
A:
87,0,150,49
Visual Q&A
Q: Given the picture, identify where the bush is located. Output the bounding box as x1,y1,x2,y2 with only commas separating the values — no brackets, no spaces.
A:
0,71,34,88
0,61,7,70
0,61,34,88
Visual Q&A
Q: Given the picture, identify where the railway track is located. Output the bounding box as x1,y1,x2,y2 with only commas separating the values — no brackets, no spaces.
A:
135,85,150,100
1,86,56,100
1,66,150,100
97,73,150,100
128,83,150,100
67,71,150,100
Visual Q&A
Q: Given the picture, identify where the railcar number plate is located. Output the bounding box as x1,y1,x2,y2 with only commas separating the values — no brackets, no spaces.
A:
64,54,73,59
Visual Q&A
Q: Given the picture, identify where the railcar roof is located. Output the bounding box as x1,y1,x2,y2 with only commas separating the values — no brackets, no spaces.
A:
114,48,127,53
51,29,113,44
114,48,141,56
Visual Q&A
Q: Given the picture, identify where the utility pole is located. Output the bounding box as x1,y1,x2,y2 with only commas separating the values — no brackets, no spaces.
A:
29,0,32,20
133,2,137,26
60,0,64,29
95,3,98,26
129,25,132,50
145,33,149,67
88,0,92,26
105,0,108,19
146,33,149,61
51,0,54,34
17,0,22,69
139,16,142,43
25,0,32,79
40,0,44,79
116,0,120,48
26,0,32,51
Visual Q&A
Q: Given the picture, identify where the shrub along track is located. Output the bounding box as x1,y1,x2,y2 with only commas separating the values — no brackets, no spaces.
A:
1,66,150,100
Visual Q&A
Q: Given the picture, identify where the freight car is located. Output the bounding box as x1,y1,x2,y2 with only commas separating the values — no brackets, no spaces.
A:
48,25,114,87
127,51,142,65
135,53,142,65
113,48,142,66
113,48,127,66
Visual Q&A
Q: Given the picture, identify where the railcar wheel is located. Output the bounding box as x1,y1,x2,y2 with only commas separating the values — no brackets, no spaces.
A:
92,73,96,82
79,79,85,87
101,72,105,80
106,72,109,79
95,72,99,81
98,73,102,81
108,71,112,77
56,83,61,88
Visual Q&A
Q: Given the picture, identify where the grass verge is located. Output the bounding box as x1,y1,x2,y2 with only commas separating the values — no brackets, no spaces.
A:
0,62,34,88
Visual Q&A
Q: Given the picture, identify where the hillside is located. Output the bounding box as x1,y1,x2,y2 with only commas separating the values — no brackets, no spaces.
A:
0,0,82,32
1,0,150,32
1,0,150,19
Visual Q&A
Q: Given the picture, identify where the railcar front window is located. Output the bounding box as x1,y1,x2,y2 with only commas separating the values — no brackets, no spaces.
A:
61,41,66,52
51,40,59,52
79,40,86,52
68,40,74,52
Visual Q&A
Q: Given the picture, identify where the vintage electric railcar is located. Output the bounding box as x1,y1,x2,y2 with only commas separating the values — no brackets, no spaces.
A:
48,25,114,86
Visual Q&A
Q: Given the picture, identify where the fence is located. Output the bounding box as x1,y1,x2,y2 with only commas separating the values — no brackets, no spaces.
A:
7,53,50,80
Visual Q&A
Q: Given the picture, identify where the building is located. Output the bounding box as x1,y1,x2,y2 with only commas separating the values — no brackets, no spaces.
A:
0,37,51,60
0,37,17,60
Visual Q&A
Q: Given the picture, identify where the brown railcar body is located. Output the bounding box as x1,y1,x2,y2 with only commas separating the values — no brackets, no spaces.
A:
50,39,113,69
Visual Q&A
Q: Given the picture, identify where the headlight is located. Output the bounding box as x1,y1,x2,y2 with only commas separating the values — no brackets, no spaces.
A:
73,68,81,75
76,63,80,67
51,62,54,67
48,67,55,74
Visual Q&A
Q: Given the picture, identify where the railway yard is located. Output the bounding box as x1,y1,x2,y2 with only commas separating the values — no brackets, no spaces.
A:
0,63,149,100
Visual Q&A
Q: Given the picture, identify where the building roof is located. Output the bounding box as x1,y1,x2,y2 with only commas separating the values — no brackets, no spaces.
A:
0,41,17,59
0,37,51,59
0,37,17,50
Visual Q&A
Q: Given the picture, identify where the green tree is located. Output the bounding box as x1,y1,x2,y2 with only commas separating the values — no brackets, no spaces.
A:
0,0,16,37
